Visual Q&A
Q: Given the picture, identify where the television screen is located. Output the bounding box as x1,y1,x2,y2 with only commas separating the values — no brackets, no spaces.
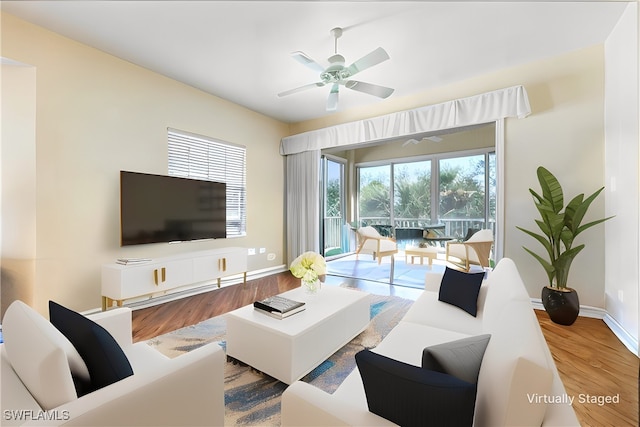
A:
120,171,226,246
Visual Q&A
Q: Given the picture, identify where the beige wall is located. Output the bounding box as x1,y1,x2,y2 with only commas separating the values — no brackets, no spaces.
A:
1,13,289,314
1,63,37,317
292,45,609,309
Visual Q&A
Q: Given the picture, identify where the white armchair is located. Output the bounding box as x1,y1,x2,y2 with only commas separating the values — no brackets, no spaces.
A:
1,300,225,426
445,229,494,271
355,226,398,264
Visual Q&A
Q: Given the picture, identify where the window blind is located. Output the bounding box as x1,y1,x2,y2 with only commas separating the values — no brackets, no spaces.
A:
168,128,246,237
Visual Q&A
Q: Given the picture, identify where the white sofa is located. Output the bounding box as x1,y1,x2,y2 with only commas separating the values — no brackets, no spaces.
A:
1,302,225,426
281,258,580,426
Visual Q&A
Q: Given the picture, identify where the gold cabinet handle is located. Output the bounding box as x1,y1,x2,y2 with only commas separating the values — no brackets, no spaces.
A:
161,267,166,282
153,269,159,286
223,258,227,272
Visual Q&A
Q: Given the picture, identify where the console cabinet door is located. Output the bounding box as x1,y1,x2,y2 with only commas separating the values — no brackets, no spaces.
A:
102,259,193,300
193,255,223,283
193,249,247,283
155,259,193,291
220,249,248,276
102,264,159,300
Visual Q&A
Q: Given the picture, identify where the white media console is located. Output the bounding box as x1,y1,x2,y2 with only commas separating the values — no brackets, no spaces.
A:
101,247,247,310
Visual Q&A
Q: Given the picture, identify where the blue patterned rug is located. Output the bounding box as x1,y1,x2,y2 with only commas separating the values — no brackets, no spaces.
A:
146,290,414,426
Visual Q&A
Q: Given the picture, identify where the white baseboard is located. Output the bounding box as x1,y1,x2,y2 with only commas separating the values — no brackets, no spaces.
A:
603,314,639,356
530,298,605,319
85,264,288,315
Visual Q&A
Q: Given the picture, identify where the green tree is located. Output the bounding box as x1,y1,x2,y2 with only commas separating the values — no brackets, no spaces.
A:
394,168,430,219
325,179,341,217
439,161,485,219
360,180,390,218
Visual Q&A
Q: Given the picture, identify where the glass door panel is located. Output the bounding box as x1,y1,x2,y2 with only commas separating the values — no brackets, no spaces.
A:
393,160,431,247
358,164,392,236
321,157,346,257
438,154,487,239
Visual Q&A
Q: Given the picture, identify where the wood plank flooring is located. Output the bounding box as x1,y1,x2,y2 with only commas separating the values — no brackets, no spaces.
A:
131,272,638,427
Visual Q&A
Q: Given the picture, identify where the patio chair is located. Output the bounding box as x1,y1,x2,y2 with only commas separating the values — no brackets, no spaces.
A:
355,226,398,264
445,228,493,271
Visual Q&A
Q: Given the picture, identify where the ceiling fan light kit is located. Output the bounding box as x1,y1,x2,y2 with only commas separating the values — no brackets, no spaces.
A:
278,27,394,111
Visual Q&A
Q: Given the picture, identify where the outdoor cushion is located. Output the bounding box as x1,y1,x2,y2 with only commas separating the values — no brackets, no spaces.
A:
356,349,476,427
438,267,485,316
49,300,134,393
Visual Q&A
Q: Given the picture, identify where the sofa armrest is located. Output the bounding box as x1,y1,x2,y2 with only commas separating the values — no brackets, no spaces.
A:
87,308,133,349
26,342,225,427
281,382,397,427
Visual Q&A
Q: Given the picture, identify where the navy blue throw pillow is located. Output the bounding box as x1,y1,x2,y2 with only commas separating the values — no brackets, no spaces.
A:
49,301,133,394
356,349,477,427
438,267,485,316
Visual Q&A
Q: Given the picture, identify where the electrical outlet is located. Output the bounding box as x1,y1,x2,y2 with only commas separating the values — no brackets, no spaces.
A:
259,248,266,254
248,248,256,256
267,253,276,261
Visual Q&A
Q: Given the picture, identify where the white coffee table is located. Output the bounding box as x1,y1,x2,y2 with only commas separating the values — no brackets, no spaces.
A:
225,286,370,384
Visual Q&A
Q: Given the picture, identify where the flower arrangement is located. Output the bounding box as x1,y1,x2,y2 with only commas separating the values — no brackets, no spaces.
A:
290,251,327,293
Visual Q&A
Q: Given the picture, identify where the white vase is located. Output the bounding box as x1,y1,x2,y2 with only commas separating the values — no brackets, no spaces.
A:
302,278,321,294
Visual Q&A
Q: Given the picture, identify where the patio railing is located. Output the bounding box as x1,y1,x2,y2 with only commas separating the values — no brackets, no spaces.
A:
323,216,496,254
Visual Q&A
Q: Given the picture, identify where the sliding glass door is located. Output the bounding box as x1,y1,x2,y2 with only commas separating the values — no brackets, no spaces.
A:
357,150,495,246
320,156,347,257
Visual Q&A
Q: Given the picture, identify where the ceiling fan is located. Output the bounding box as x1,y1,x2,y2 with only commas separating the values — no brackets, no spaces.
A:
277,27,394,111
402,135,444,147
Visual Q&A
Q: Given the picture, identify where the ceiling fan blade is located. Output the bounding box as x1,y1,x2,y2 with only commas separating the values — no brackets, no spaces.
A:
326,83,339,111
346,47,390,76
290,51,325,73
402,138,420,147
277,82,325,97
344,80,394,99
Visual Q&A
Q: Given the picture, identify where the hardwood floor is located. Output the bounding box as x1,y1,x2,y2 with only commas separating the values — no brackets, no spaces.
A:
535,310,639,427
131,272,638,427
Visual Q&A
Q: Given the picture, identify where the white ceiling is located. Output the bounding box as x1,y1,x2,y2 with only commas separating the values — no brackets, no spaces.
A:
1,1,628,123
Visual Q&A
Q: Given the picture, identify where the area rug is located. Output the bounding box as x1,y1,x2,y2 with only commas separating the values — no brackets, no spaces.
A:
146,291,414,426
327,253,447,289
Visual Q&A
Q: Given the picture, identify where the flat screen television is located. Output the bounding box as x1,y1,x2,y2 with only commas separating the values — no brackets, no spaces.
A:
120,171,226,246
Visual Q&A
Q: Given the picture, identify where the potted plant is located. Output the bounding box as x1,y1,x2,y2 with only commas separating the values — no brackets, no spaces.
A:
517,166,613,325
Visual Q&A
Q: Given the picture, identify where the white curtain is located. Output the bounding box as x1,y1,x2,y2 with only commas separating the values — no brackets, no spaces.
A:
280,85,530,155
286,150,320,265
282,85,531,264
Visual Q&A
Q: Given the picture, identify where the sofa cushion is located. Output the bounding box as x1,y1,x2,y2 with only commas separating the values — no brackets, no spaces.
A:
482,258,531,331
438,267,485,316
49,301,134,393
475,300,554,426
2,300,78,410
403,287,488,335
422,334,491,384
356,349,476,427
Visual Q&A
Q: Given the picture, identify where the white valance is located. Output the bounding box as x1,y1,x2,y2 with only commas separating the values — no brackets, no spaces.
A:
280,85,531,155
